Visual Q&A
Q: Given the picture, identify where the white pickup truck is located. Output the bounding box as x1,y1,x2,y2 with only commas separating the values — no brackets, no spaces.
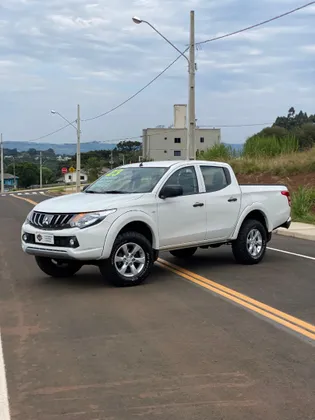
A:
21,160,291,287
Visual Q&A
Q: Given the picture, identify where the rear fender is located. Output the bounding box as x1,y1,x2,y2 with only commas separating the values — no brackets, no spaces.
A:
230,204,271,240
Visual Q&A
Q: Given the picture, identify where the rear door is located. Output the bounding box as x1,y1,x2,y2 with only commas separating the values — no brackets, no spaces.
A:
198,165,242,240
157,165,207,248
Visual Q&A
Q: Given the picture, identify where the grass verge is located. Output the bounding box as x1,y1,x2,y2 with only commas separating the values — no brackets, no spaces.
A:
200,144,315,223
291,187,315,224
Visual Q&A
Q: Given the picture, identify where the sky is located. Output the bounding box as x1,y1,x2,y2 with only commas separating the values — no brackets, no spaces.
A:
0,0,315,145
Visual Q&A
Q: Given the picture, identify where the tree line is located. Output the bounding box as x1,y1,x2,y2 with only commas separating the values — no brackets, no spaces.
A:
4,140,142,188
248,107,315,150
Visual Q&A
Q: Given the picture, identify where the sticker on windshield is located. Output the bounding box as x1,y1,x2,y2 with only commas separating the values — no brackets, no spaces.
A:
105,169,124,177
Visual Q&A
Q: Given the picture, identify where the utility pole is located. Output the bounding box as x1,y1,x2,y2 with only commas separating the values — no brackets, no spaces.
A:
39,152,43,189
76,104,81,192
0,133,4,194
110,150,114,169
187,10,196,160
12,158,16,189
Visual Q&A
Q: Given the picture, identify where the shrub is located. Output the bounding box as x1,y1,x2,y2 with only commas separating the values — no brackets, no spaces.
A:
243,134,299,158
291,187,315,223
198,144,235,161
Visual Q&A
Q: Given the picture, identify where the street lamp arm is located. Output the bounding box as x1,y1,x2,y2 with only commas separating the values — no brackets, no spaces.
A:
142,20,190,65
52,111,78,131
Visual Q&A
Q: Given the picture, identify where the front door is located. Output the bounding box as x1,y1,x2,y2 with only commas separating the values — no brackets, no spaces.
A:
157,166,207,248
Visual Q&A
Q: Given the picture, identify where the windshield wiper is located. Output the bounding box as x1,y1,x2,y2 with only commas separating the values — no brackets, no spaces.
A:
104,190,128,194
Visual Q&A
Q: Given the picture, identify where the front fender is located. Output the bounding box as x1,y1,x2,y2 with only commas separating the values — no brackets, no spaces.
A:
101,210,159,259
231,203,271,240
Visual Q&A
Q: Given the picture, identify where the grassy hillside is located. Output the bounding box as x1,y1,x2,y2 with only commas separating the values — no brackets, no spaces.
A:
199,138,315,224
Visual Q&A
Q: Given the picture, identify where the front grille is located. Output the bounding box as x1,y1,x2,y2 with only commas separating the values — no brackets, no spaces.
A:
30,212,75,230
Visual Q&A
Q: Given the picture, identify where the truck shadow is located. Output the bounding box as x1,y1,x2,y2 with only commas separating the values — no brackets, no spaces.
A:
38,264,171,291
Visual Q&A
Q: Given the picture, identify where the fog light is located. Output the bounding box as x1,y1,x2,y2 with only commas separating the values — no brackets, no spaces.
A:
69,239,75,247
22,234,28,242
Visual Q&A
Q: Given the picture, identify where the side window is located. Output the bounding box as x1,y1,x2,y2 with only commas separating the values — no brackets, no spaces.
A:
163,166,199,196
200,166,229,193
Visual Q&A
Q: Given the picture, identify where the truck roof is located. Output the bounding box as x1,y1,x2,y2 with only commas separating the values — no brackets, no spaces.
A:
121,160,230,169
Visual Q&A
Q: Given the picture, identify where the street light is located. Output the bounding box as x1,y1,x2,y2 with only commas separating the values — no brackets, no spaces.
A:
51,105,81,192
132,12,196,159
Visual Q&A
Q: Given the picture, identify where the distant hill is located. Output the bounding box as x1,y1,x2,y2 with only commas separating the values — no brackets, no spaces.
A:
4,140,244,156
4,141,117,155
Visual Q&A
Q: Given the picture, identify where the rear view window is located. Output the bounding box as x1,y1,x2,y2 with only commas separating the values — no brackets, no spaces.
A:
200,166,229,193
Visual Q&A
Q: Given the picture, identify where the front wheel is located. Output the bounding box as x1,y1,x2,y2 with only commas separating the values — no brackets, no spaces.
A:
35,257,82,278
169,247,197,259
232,219,267,265
99,232,154,287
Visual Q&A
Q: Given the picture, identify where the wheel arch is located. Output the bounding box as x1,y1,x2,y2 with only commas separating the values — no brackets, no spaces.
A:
101,211,158,259
231,207,270,240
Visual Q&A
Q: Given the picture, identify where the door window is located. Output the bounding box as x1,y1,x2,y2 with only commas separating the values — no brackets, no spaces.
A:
200,166,228,193
163,166,199,196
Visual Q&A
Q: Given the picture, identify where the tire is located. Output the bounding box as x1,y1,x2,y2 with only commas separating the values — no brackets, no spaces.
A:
232,219,267,265
35,256,82,278
169,247,197,259
99,231,154,287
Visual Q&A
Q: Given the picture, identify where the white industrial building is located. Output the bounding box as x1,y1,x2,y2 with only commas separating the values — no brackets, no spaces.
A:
142,104,221,161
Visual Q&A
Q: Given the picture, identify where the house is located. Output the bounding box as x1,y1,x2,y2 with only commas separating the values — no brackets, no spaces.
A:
63,171,88,184
0,173,18,191
142,104,221,161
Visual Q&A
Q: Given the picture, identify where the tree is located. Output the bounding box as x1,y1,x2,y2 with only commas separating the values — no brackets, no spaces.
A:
248,107,315,150
42,167,54,184
115,140,142,153
84,157,106,182
7,162,39,188
27,148,38,157
114,141,142,163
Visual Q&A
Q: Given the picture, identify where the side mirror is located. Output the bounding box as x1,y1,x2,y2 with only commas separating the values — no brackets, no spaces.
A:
160,184,183,199
82,184,90,191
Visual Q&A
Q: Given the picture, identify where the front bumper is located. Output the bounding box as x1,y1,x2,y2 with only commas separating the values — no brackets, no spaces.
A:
21,221,111,261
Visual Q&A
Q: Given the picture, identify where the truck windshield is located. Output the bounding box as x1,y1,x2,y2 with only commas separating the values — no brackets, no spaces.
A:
85,167,169,194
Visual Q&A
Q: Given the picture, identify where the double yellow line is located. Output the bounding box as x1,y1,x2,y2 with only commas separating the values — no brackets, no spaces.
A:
157,258,315,341
10,192,315,341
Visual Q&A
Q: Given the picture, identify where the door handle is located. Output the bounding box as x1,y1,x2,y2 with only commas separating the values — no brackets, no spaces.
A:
228,197,238,202
193,202,204,207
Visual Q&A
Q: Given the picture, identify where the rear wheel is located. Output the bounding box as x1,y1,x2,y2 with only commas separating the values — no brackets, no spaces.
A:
169,247,197,259
35,257,82,278
232,219,267,265
100,231,154,287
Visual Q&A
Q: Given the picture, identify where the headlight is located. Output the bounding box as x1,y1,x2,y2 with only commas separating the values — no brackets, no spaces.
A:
69,209,116,229
25,210,34,224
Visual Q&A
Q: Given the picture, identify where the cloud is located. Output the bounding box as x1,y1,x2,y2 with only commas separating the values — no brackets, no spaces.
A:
0,0,314,145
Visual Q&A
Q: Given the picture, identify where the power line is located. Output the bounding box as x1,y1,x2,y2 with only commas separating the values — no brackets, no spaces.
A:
197,1,315,45
199,123,272,128
81,1,314,123
81,54,185,122
27,122,74,142
13,1,313,142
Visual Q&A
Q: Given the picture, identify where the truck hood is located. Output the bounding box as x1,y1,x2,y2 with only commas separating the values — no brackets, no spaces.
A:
34,192,144,213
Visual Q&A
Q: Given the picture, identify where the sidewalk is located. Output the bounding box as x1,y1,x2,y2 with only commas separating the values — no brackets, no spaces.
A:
275,222,315,241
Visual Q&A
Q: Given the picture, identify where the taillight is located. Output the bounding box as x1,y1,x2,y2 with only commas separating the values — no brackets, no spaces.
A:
281,190,291,207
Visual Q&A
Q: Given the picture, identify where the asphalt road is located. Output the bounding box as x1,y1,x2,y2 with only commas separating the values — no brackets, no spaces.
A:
0,194,315,420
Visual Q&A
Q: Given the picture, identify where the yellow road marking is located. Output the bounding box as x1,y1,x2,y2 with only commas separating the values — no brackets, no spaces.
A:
157,259,315,341
11,194,38,206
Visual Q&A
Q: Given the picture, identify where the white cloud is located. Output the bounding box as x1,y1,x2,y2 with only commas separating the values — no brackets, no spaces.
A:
0,0,314,144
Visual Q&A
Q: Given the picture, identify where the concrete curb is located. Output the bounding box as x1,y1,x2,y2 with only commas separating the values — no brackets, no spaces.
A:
274,222,315,242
